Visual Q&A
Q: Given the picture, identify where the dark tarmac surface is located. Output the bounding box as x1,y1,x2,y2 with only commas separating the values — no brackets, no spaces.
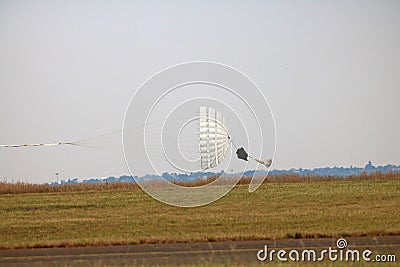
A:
0,236,398,266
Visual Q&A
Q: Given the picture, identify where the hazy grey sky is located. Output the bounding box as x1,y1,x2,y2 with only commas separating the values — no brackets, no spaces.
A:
1,0,399,183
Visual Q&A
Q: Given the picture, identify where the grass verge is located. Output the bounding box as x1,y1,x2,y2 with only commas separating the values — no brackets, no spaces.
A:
0,175,399,249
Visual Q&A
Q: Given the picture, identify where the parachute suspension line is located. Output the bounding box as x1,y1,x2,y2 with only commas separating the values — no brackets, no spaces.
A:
0,142,76,148
230,138,238,150
0,119,167,149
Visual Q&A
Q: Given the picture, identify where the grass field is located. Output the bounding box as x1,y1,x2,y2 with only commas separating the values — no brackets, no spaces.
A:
0,173,399,249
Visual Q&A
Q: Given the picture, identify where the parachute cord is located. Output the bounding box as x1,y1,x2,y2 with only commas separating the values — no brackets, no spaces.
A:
230,138,238,150
0,142,75,148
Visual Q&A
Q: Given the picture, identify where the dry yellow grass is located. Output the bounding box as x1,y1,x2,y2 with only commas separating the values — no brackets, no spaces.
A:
0,181,139,194
0,172,398,249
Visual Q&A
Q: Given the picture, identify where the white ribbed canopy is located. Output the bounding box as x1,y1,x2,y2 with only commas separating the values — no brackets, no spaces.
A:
199,107,230,170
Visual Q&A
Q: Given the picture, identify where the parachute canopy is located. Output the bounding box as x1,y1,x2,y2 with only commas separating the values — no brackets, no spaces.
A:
199,107,230,170
199,107,272,170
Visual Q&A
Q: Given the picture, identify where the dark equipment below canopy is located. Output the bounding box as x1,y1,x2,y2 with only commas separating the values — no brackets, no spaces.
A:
236,147,248,161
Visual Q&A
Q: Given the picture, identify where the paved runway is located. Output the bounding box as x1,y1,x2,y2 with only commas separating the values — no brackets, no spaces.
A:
0,236,399,266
